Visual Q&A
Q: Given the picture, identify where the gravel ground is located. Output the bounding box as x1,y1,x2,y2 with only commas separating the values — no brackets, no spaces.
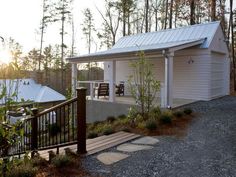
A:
83,96,236,177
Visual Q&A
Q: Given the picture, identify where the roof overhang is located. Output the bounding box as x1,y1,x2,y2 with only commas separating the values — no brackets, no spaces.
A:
67,38,206,63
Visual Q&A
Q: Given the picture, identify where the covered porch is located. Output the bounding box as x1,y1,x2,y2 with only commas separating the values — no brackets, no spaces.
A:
76,80,196,108
68,38,205,108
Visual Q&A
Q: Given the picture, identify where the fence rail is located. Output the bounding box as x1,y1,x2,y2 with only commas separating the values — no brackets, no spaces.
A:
7,88,87,157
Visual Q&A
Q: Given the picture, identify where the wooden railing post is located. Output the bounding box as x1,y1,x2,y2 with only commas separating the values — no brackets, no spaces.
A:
77,87,87,154
31,108,38,157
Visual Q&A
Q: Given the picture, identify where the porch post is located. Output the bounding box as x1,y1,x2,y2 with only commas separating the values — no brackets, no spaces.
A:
164,52,173,108
109,61,116,102
71,63,78,97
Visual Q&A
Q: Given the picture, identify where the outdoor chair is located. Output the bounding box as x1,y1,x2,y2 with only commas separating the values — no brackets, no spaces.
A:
116,83,124,96
97,83,109,98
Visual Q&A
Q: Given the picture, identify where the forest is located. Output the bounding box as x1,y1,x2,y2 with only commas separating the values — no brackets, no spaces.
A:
0,0,235,93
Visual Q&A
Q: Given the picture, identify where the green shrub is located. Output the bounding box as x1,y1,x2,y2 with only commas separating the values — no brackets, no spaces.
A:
93,121,102,126
51,155,71,168
183,108,193,115
127,106,138,120
173,111,183,118
102,125,114,135
135,114,144,123
137,121,146,129
93,123,105,134
31,155,48,167
118,117,130,125
160,111,173,124
150,107,162,119
7,163,37,177
145,120,158,131
106,116,116,123
49,123,61,137
87,131,98,139
118,114,127,120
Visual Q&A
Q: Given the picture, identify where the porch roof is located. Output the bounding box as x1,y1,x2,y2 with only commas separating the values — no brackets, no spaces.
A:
67,38,205,63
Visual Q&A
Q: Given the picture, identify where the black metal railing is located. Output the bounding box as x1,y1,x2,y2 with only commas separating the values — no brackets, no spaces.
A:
7,88,87,157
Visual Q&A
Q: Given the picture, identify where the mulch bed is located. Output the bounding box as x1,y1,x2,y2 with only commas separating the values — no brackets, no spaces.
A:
127,114,196,138
36,156,91,177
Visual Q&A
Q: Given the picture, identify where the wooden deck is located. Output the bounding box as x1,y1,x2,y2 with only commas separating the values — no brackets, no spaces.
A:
38,131,140,160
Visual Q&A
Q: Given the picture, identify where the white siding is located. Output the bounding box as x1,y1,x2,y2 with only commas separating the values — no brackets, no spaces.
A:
115,54,212,101
112,49,229,101
209,25,229,54
209,53,230,99
115,59,164,95
173,55,211,100
224,57,230,95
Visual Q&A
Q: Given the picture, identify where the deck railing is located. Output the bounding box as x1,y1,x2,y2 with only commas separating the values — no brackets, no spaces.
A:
77,80,108,100
8,88,87,157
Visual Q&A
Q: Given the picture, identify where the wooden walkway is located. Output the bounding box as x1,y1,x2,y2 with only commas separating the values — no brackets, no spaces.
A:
38,131,140,160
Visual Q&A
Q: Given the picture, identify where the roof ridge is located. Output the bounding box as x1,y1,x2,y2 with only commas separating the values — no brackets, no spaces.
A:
116,21,220,42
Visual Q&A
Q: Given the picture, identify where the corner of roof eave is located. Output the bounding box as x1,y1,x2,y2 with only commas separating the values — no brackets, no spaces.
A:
169,38,207,53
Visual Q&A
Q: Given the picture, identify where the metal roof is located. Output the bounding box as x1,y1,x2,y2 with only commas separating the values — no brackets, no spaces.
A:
113,21,219,50
0,79,66,104
68,21,220,62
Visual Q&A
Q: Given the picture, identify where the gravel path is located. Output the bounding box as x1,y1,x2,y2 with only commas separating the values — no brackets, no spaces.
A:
83,96,236,177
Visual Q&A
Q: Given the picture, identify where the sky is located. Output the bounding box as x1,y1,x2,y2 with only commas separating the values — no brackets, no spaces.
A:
0,0,105,57
0,0,235,60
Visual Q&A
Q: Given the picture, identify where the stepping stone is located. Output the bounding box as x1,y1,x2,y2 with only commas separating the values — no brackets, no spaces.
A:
97,152,129,165
132,136,159,145
117,143,153,152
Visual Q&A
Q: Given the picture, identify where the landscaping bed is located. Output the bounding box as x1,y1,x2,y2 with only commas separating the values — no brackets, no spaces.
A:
87,107,195,139
3,151,91,177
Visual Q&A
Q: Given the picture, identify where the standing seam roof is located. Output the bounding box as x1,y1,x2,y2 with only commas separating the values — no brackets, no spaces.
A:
113,21,220,49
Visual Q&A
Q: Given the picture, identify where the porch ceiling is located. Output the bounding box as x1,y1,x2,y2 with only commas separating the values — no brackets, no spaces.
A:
67,38,206,63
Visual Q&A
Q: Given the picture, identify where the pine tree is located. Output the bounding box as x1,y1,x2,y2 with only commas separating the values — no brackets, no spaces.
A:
81,8,96,54
97,0,121,45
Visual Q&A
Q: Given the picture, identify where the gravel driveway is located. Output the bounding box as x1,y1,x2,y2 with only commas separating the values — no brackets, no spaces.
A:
83,96,236,177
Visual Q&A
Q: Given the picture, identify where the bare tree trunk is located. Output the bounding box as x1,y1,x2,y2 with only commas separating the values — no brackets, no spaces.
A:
71,17,75,57
61,0,65,92
229,0,236,90
145,0,149,32
128,11,131,35
219,0,226,34
39,0,47,71
122,0,126,36
174,0,179,28
154,0,158,31
211,0,216,21
164,0,168,29
190,0,195,25
169,0,173,28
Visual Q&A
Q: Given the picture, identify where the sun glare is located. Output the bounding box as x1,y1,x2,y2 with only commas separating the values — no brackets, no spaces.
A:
0,50,12,64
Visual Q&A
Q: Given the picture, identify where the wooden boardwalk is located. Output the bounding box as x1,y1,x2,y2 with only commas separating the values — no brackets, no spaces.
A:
38,131,140,160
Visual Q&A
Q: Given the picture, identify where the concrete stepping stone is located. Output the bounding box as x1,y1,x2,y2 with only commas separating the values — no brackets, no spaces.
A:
131,136,159,145
117,143,153,152
97,152,129,165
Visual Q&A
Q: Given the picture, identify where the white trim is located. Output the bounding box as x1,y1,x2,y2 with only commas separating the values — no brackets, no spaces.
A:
169,39,206,52
164,53,174,108
67,39,205,63
109,61,116,102
71,63,77,97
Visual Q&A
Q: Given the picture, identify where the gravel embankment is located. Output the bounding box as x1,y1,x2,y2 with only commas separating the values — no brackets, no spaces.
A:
83,96,236,177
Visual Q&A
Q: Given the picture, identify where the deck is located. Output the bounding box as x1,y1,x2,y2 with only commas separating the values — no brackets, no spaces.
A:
38,131,140,160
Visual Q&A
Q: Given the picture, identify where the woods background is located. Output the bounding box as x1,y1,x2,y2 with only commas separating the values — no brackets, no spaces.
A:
0,0,235,95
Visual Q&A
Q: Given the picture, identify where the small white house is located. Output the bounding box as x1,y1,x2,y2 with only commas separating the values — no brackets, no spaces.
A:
0,78,66,104
67,21,230,108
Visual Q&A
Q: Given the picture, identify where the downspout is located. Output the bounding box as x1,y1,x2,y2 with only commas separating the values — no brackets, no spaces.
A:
162,49,172,109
